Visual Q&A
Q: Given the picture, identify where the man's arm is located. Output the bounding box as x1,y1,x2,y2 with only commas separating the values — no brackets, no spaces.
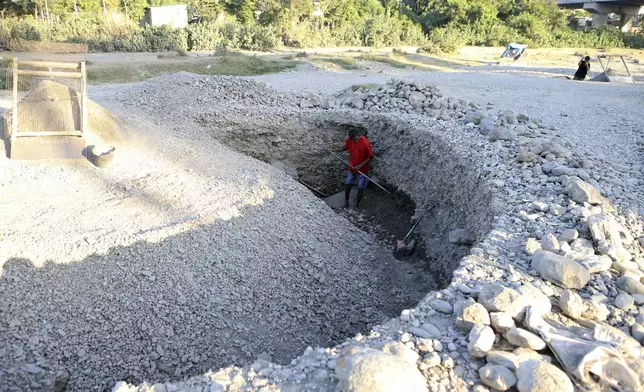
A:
331,146,348,152
354,156,373,171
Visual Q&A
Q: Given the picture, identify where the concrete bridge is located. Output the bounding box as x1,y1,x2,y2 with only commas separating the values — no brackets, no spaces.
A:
558,0,644,30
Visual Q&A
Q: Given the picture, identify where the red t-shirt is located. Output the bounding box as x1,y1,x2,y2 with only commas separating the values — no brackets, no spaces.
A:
344,136,374,174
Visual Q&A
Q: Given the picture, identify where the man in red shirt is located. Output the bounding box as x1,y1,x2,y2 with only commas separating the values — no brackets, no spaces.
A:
334,129,374,208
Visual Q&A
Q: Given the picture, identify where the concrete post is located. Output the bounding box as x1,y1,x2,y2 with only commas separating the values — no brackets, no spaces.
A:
592,13,609,27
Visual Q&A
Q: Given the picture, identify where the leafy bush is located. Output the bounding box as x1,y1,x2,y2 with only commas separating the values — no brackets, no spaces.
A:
10,20,42,41
624,32,644,49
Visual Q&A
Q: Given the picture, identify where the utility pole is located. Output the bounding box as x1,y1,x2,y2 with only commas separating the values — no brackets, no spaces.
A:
73,0,78,17
102,0,107,15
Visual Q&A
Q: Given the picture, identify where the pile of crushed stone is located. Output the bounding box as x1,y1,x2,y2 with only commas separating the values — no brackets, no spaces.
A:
1,74,643,392
105,77,643,392
0,77,432,391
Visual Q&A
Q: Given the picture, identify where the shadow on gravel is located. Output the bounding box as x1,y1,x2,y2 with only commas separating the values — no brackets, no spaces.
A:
0,193,432,391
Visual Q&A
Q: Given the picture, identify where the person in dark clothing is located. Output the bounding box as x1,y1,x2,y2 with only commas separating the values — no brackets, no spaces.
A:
574,56,591,80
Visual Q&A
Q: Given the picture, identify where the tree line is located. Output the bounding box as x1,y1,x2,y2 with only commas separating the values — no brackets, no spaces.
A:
1,0,642,51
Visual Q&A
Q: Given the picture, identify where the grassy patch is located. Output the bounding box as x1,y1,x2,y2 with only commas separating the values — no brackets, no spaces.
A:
358,54,409,68
312,56,360,70
87,55,297,84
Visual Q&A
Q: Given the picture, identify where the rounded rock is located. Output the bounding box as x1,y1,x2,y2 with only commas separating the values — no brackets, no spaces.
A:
517,360,573,392
615,293,635,310
479,364,517,391
559,290,583,319
335,347,427,392
505,328,546,351
468,324,495,358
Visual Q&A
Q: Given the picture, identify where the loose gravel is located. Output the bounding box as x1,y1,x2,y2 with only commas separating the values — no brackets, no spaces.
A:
1,65,643,392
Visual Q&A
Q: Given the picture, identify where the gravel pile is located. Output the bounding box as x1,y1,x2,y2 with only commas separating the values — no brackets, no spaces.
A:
1,73,643,392
0,76,431,391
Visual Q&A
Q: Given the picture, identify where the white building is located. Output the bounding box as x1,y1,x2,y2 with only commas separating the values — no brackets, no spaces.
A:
143,4,188,29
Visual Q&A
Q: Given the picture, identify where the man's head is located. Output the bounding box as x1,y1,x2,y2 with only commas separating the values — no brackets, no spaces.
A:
348,129,360,142
584,56,591,62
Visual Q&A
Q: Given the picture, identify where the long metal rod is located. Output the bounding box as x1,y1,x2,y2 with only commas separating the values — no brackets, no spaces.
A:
329,151,391,195
400,203,435,244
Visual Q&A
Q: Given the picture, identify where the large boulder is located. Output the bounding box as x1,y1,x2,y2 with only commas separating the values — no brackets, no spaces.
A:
455,299,490,332
567,179,604,205
468,324,495,358
531,250,590,289
478,284,526,319
479,364,517,391
516,360,574,392
617,276,644,295
335,347,427,392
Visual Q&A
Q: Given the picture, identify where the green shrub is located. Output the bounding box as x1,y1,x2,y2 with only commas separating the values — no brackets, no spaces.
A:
10,20,42,41
624,32,644,49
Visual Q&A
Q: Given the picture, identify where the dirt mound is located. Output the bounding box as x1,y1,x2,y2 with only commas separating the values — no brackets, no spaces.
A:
16,80,125,145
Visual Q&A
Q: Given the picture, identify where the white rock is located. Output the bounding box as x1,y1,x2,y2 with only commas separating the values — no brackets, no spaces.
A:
479,364,517,391
490,312,516,334
615,293,635,310
559,290,583,319
468,324,496,358
112,382,131,392
381,341,420,365
558,229,579,243
486,350,519,371
505,328,546,350
336,347,427,392
567,179,604,205
430,299,453,314
631,324,644,343
516,360,574,392
576,254,613,273
455,298,491,332
531,250,590,289
617,276,644,295
408,92,426,108
479,284,526,319
581,300,609,321
421,352,441,368
587,214,632,263
525,238,541,255
540,233,560,252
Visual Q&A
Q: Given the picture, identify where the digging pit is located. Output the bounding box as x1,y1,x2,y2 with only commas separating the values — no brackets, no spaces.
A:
0,77,495,391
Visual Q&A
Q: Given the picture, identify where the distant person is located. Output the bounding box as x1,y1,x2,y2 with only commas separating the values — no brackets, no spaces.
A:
574,56,591,80
333,129,374,208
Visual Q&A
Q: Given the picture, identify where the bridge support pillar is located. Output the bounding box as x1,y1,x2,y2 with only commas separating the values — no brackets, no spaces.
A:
591,12,609,26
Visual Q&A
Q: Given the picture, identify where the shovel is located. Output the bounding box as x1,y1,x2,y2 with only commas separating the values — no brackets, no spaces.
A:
329,151,391,195
393,203,435,259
